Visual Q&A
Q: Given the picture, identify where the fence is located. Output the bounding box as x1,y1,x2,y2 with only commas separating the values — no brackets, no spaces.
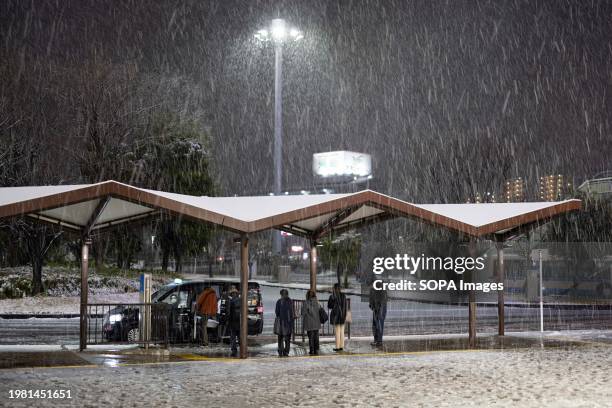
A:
292,298,351,342
86,303,170,347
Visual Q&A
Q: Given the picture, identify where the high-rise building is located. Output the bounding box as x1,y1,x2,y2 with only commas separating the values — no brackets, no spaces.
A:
539,174,572,201
466,191,496,203
504,177,525,202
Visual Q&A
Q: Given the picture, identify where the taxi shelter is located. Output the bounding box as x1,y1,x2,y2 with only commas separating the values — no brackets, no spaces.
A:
0,180,581,357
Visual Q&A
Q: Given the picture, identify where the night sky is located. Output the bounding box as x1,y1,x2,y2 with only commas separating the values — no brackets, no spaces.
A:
1,0,611,202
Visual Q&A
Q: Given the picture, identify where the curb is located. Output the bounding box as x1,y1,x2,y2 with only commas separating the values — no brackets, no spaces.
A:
0,314,104,319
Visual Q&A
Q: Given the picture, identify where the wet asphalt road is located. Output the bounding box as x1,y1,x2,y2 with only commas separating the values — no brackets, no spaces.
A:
0,285,610,345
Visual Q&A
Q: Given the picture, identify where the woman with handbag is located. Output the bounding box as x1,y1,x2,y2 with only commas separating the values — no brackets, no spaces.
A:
328,283,348,352
301,289,323,355
274,289,294,357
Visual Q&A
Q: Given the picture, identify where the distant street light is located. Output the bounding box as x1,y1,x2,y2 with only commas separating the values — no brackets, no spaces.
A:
255,18,303,254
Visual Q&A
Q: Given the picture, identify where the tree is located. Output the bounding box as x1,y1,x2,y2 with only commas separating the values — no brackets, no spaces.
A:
136,114,216,272
70,62,148,271
203,227,226,278
67,63,216,272
318,234,362,288
110,227,143,270
0,55,67,293
14,221,63,295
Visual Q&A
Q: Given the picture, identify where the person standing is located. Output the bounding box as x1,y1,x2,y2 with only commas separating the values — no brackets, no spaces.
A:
195,286,217,346
369,286,388,347
301,290,321,355
328,283,347,352
227,285,241,357
274,289,294,357
217,284,231,339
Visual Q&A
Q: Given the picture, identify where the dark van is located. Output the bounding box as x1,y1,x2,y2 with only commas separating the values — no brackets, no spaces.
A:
102,279,263,343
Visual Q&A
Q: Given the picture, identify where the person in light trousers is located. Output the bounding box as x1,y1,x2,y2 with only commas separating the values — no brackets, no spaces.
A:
328,283,347,352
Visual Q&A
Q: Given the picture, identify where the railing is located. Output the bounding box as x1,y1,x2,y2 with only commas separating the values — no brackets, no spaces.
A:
292,298,351,342
86,303,170,347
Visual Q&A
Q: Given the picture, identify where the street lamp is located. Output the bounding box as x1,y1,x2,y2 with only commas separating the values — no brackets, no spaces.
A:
255,19,303,254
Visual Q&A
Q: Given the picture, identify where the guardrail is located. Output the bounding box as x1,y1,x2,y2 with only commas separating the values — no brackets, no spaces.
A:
86,303,170,347
292,298,351,342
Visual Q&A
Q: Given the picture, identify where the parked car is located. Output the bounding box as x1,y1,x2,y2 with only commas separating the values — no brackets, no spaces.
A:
102,279,264,343
101,305,140,342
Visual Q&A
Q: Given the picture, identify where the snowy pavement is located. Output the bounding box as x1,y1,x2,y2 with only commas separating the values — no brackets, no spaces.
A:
0,293,140,316
0,342,610,407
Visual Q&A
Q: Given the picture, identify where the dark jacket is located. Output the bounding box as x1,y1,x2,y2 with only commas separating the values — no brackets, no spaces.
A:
275,297,295,336
369,288,388,312
218,293,230,323
228,293,241,331
301,298,321,332
328,292,347,325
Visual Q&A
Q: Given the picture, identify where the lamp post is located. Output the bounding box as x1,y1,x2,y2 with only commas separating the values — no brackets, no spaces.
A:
255,19,303,254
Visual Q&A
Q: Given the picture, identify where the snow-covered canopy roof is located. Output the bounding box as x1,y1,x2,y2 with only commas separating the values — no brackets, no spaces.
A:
0,180,581,239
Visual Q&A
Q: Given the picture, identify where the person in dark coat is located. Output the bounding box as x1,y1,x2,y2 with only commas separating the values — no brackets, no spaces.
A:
328,283,347,351
227,285,241,357
217,284,231,338
301,290,321,355
369,286,388,347
275,289,294,357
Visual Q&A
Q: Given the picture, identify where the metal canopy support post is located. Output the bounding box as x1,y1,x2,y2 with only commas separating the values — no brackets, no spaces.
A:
468,290,476,348
79,196,110,351
539,249,544,332
495,238,505,336
468,240,477,348
239,234,249,359
309,239,317,292
79,237,91,351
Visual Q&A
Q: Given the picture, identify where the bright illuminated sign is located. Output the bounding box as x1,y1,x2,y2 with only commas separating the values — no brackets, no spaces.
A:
313,151,372,179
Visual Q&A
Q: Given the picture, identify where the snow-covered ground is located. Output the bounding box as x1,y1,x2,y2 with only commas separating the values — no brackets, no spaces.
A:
0,293,139,315
0,266,176,315
0,343,610,407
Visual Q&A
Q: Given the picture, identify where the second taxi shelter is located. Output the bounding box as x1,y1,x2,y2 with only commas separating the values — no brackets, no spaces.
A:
0,180,581,357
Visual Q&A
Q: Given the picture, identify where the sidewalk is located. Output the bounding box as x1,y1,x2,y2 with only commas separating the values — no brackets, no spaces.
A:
2,330,611,370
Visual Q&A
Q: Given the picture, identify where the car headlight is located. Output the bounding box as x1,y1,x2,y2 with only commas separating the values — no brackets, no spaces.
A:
109,313,123,324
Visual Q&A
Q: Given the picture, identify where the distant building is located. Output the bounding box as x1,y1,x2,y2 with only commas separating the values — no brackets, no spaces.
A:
466,191,496,203
504,177,526,202
539,174,572,201
578,171,612,197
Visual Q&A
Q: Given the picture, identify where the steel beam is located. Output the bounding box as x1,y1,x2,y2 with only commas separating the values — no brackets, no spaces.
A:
313,206,360,239
468,289,476,348
309,239,317,291
496,239,505,336
239,235,249,358
468,240,477,348
83,196,111,237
